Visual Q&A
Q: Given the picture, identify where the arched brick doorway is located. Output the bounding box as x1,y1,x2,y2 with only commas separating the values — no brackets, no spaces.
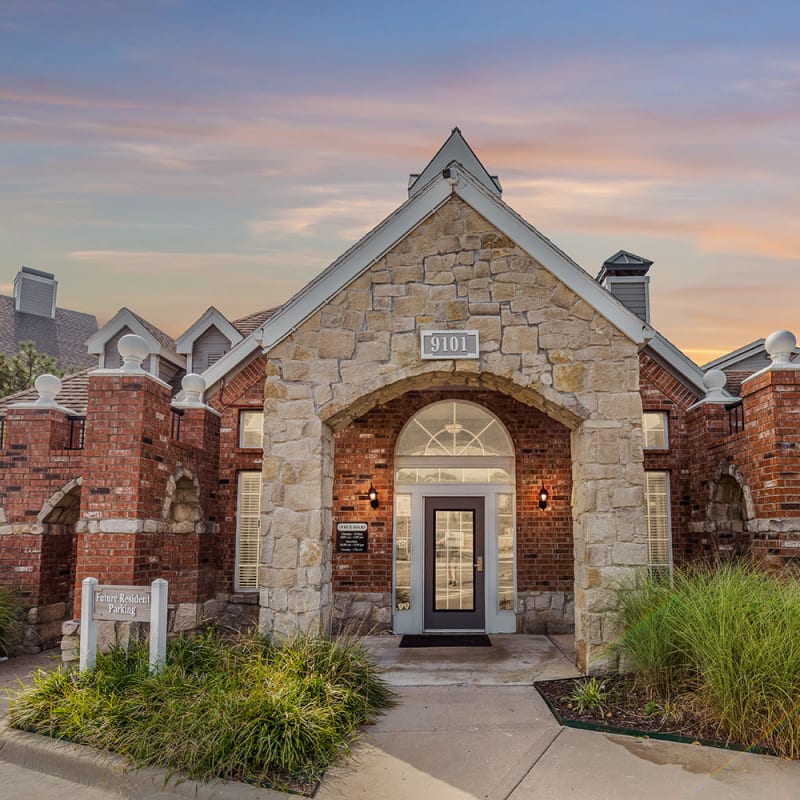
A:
330,387,573,636
706,472,751,562
37,479,82,648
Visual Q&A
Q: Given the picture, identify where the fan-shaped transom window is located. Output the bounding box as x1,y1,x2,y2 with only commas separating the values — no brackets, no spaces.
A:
396,401,513,458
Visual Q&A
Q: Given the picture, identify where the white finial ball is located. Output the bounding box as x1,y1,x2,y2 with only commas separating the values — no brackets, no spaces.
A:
702,369,727,393
34,373,62,405
765,330,796,364
118,334,149,371
181,373,206,404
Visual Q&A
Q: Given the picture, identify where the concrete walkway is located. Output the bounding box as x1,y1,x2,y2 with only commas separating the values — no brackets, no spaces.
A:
3,637,800,799
318,635,800,799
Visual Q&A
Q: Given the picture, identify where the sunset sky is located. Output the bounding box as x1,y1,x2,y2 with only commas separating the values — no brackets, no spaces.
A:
1,1,798,365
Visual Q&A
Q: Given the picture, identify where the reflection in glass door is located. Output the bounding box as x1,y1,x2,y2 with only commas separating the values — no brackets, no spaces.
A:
434,510,475,611
424,497,485,630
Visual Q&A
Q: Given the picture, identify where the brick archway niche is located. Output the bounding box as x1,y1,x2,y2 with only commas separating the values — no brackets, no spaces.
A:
329,385,576,637
257,196,648,673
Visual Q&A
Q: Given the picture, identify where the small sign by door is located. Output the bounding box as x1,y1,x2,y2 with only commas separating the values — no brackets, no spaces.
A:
336,522,369,553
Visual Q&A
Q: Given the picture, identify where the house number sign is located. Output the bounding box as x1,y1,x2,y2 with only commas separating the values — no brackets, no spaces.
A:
420,330,480,359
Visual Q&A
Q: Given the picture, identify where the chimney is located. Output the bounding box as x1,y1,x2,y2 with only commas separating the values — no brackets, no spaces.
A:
14,266,57,319
596,250,652,324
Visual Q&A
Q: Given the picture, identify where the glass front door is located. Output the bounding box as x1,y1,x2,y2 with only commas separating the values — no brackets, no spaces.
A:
424,496,485,630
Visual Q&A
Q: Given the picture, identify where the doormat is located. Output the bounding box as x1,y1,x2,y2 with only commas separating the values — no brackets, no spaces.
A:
399,634,492,648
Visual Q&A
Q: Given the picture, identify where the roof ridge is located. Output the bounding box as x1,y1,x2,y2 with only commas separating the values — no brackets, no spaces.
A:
121,307,177,349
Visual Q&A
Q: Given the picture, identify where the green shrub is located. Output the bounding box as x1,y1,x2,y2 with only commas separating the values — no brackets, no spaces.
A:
9,631,394,788
613,563,800,758
0,588,25,657
568,677,607,715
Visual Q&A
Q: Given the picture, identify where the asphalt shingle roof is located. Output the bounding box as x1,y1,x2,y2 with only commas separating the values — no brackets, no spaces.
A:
119,307,177,351
232,307,280,335
0,294,98,370
0,368,90,414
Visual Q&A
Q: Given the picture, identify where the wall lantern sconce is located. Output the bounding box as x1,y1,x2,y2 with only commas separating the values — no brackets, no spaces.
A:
368,483,379,509
538,484,549,511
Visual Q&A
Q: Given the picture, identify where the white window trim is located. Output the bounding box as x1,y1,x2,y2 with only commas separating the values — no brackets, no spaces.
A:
239,410,264,449
643,411,669,450
392,483,517,635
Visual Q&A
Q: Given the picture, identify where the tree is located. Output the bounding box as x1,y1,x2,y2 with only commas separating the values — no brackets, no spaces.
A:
0,341,62,398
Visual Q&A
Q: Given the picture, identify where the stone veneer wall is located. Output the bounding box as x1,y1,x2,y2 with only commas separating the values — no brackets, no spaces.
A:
517,590,574,634
259,195,647,673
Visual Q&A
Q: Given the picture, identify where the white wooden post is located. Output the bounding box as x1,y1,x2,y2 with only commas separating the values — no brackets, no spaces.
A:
79,577,98,672
149,578,168,674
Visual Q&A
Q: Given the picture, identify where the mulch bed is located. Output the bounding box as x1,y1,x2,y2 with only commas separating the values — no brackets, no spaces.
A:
534,675,758,751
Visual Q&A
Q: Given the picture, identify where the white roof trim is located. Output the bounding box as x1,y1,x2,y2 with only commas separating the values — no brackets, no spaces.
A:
450,168,646,344
86,308,184,368
203,161,708,391
702,338,799,372
175,307,243,354
203,173,454,388
87,309,161,353
409,128,501,197
702,339,766,371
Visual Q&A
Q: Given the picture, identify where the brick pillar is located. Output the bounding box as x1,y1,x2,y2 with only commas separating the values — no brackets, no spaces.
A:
162,403,221,610
73,371,172,615
739,368,800,566
0,407,73,605
739,369,800,517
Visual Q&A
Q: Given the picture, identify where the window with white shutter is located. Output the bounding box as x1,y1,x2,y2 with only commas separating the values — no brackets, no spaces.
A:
236,471,262,591
645,471,672,579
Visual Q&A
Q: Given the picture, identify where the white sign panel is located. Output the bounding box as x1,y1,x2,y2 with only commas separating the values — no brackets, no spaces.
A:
93,584,152,621
81,577,168,675
337,522,368,532
420,330,479,360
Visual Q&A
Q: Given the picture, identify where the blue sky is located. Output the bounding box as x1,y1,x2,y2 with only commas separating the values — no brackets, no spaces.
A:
1,1,799,362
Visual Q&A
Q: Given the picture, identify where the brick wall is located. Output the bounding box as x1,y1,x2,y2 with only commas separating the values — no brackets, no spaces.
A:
207,355,266,595
72,372,221,615
0,408,83,606
688,368,800,568
638,352,699,565
331,388,573,597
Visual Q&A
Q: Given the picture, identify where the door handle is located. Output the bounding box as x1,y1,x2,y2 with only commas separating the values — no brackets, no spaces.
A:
474,556,483,573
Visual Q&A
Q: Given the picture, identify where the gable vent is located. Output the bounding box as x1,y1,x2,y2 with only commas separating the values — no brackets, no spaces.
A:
14,266,57,319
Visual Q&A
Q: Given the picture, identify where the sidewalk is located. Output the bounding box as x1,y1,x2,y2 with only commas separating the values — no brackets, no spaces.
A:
3,638,800,799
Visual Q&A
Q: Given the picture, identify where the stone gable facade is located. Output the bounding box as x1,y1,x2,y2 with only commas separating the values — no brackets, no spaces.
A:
259,197,647,671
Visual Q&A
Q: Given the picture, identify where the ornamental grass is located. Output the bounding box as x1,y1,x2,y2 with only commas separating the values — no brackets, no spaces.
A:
613,562,800,758
9,629,394,790
0,588,25,657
